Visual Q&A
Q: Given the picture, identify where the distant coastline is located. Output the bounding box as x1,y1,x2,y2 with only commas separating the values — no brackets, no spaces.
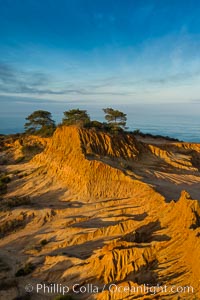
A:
0,103,200,142
1,124,200,143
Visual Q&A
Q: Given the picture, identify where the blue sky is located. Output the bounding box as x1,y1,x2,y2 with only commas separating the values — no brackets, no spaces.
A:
0,0,200,114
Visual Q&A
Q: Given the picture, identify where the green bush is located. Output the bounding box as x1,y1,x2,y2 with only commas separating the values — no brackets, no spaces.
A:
15,262,35,277
12,170,22,175
133,129,141,135
18,172,28,179
0,181,7,195
0,175,11,184
0,218,26,237
0,158,8,165
37,125,56,137
14,295,31,300
15,156,25,163
84,120,103,130
21,144,43,155
54,295,75,300
40,239,48,246
6,196,31,208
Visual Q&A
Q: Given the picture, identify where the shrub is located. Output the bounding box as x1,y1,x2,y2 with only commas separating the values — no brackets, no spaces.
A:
22,144,42,156
0,175,11,184
18,173,28,179
40,239,48,246
37,125,56,137
120,161,129,169
133,129,141,135
84,120,103,130
15,262,35,277
12,170,22,175
6,196,31,208
14,295,31,300
0,158,8,165
0,218,25,237
0,181,7,195
15,156,25,163
54,295,76,300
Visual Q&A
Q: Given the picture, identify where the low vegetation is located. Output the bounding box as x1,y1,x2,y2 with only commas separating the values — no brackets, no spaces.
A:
0,173,11,195
0,181,7,194
21,144,43,156
0,212,34,237
0,218,25,237
40,239,49,246
0,134,23,152
54,295,76,300
15,262,35,277
132,129,181,142
15,156,25,163
0,158,8,165
0,175,11,184
12,170,22,175
6,196,31,208
34,239,50,251
14,142,44,163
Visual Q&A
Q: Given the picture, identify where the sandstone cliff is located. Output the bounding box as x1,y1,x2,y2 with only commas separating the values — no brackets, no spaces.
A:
0,126,200,300
32,126,157,200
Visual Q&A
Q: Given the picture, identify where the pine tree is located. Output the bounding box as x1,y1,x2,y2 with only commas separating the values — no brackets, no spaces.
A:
103,108,127,131
62,109,90,126
24,110,55,136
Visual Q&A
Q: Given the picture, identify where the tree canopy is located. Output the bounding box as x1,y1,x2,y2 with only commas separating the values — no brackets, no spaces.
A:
24,107,128,136
103,108,127,130
62,109,90,126
24,110,55,136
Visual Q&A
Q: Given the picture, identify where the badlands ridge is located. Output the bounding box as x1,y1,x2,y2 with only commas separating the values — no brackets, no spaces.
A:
0,126,200,300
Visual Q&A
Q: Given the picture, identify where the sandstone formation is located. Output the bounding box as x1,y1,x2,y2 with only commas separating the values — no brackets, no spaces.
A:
0,126,200,300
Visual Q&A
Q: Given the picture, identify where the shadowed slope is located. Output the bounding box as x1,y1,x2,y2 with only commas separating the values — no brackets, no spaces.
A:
32,126,157,200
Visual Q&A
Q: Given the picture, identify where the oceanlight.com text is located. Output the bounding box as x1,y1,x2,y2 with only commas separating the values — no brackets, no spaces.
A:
25,282,194,296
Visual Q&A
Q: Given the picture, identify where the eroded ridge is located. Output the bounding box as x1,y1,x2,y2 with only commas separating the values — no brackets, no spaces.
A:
0,126,199,299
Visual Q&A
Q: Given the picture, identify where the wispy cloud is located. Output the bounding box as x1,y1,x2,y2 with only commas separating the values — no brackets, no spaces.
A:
144,70,200,86
0,62,66,95
0,63,16,84
1,37,200,103
0,94,82,106
0,62,134,98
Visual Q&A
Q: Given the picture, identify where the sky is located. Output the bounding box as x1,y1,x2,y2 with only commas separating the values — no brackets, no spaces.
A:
0,0,200,132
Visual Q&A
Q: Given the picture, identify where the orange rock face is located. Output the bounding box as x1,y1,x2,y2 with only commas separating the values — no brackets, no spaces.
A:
0,126,200,300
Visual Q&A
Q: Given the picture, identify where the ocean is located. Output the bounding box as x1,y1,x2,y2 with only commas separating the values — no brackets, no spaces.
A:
0,102,199,142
